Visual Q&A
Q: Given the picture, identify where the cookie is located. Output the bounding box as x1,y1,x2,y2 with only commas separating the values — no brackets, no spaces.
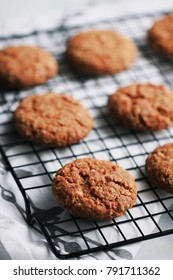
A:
108,83,173,131
65,29,137,76
13,93,93,147
52,158,137,220
148,13,173,58
0,45,58,88
145,143,173,193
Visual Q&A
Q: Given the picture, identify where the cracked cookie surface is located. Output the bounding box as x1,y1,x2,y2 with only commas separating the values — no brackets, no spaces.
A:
13,93,93,147
108,83,173,131
145,143,173,193
66,29,137,76
0,45,58,88
148,13,173,58
52,158,137,220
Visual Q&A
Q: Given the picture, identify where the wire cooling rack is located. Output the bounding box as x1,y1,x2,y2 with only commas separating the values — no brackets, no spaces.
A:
1,12,173,259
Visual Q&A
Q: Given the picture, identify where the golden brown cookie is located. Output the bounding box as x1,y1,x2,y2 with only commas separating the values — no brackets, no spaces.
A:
108,83,173,131
148,13,173,58
52,158,137,220
145,143,173,193
65,29,137,76
0,45,58,88
13,93,93,147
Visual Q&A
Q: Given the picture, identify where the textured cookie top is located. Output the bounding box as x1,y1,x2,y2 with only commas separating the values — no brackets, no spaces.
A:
148,13,173,58
145,143,173,193
108,83,173,131
52,158,137,220
0,45,58,88
13,93,93,147
66,29,137,76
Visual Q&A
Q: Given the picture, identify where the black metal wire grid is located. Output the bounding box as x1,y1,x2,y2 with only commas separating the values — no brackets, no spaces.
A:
0,12,173,259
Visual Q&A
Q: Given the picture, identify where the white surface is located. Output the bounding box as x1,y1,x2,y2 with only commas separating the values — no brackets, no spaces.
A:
0,0,85,17
135,235,173,260
0,0,173,260
0,0,104,18
0,0,172,20
0,0,173,36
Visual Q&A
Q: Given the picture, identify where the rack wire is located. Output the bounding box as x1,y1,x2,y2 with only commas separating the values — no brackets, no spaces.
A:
0,12,173,259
